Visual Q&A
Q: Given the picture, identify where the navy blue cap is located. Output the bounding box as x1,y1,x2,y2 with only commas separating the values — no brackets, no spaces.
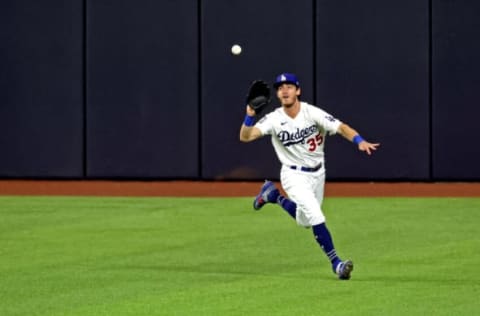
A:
273,73,300,89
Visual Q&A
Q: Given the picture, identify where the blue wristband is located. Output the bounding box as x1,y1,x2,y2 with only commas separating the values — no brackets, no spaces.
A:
244,115,255,127
353,135,365,145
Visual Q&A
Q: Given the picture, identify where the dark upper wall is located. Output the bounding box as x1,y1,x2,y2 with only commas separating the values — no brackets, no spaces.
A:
432,0,480,180
0,0,84,178
1,0,479,181
86,0,199,179
316,0,429,180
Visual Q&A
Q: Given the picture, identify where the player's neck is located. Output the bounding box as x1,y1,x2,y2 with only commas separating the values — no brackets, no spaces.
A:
283,100,301,118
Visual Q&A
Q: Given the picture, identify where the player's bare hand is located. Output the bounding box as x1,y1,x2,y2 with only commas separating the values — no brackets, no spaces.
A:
358,142,380,155
246,105,256,116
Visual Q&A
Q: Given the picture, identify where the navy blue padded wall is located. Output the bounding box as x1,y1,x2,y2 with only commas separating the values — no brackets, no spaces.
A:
432,1,480,180
0,1,84,178
201,0,314,180
86,0,198,178
316,0,430,180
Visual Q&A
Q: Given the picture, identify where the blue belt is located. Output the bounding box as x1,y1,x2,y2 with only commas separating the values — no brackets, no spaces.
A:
290,163,322,172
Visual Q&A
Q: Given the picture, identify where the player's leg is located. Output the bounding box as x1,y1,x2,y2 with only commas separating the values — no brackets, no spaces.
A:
280,166,324,226
252,170,352,279
252,180,296,219
311,171,353,280
282,168,353,279
252,167,328,222
309,170,341,268
276,194,297,219
312,217,353,279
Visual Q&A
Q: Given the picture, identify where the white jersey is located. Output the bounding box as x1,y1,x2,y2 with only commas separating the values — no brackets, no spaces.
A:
255,102,342,168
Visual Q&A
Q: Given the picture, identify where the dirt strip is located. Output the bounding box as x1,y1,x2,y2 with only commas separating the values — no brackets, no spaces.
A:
0,180,479,197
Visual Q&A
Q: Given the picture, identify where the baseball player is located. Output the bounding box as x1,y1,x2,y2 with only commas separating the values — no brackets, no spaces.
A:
239,73,380,280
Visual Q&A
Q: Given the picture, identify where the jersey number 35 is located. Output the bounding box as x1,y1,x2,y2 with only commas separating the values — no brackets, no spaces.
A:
307,133,324,152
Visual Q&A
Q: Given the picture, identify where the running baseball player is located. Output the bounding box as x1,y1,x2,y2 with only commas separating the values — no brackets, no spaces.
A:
239,73,380,280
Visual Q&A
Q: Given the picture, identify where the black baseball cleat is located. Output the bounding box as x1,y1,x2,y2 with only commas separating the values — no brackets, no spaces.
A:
253,180,278,210
336,260,354,280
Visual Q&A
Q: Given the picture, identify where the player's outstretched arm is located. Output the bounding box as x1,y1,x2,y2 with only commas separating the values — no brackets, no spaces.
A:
337,123,380,155
239,105,263,142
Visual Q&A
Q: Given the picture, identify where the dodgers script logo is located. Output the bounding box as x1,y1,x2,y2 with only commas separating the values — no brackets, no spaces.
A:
277,125,318,147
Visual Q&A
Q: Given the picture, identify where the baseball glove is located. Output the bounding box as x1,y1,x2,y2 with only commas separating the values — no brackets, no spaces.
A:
245,80,271,115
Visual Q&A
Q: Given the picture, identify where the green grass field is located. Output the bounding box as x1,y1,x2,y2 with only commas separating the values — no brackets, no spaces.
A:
0,196,479,315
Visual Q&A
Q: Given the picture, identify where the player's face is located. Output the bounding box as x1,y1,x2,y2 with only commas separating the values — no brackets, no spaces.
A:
276,84,300,108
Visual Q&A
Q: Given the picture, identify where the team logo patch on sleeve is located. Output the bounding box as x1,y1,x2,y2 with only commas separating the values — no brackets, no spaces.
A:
325,115,336,122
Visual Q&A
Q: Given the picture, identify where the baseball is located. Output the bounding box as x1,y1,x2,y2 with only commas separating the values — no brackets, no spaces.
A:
231,44,242,55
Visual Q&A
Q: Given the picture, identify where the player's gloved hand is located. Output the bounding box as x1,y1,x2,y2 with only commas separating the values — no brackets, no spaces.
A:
245,80,271,115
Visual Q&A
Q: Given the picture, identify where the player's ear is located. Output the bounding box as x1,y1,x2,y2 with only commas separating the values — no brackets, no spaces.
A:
296,88,301,96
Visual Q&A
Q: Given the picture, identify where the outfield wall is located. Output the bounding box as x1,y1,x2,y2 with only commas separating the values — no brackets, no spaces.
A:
1,0,479,181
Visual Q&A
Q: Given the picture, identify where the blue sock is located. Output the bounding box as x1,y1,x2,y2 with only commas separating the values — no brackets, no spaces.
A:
267,188,280,202
312,223,341,271
277,196,296,219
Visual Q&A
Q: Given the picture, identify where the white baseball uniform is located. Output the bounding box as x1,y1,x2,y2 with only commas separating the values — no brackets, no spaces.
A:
255,101,342,227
